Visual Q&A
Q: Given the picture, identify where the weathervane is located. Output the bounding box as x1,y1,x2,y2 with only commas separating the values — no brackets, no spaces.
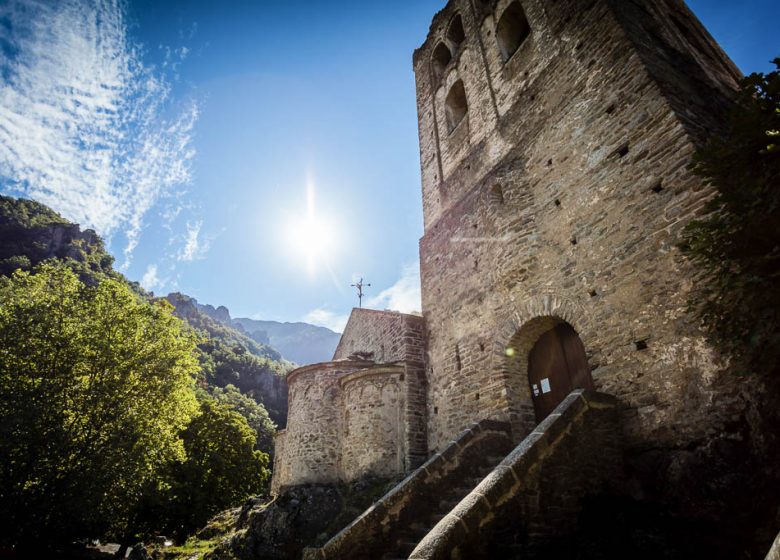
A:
351,278,371,308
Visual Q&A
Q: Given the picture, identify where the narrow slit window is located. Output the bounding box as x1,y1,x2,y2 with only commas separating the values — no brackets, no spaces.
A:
445,79,468,132
432,42,452,81
496,2,531,63
491,183,505,204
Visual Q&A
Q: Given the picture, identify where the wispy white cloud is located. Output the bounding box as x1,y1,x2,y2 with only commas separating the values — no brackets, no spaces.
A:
177,220,211,262
140,264,161,293
0,0,198,267
303,308,350,333
367,263,422,314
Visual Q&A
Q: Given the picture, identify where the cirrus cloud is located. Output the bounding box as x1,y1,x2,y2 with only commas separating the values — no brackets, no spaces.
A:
0,0,198,267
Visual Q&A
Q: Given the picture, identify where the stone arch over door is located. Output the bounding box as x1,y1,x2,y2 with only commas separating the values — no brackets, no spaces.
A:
527,322,593,421
491,295,592,441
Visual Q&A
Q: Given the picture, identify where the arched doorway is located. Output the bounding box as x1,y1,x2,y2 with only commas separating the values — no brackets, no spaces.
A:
527,323,593,421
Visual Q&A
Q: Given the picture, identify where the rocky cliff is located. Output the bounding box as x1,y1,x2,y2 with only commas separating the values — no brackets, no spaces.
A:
0,195,116,282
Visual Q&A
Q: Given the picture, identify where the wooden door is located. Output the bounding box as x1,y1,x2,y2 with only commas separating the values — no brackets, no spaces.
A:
528,323,593,422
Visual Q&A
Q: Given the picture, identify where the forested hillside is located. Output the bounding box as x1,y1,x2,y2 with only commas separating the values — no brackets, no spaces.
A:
0,195,288,554
166,292,291,426
0,195,121,283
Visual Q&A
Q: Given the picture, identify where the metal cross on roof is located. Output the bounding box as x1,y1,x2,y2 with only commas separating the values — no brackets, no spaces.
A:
351,278,371,308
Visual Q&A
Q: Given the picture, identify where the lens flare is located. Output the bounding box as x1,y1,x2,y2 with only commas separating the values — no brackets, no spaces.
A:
286,181,338,276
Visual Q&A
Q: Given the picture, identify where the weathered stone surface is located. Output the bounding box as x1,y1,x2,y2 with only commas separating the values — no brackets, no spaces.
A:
264,0,779,555
312,420,511,560
410,390,622,559
409,0,778,552
209,482,395,560
272,309,427,492
415,0,742,457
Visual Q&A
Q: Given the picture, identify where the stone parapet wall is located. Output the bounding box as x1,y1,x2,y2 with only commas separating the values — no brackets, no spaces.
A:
767,531,780,560
410,390,622,559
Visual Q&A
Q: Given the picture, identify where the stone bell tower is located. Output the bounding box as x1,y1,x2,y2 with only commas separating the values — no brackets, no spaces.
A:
413,0,742,454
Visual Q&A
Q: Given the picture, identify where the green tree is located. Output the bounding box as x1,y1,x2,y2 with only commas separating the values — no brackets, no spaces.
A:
0,264,199,550
163,399,270,535
209,384,277,453
682,58,780,376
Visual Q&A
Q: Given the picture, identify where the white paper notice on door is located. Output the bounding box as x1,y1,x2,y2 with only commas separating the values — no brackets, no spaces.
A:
540,378,551,394
532,384,540,397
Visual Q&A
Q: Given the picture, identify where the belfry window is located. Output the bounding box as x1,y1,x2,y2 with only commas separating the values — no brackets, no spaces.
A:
496,1,531,63
432,42,453,80
447,14,466,47
445,79,468,132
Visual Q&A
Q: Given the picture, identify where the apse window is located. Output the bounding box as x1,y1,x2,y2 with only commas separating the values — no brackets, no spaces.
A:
496,1,531,63
432,42,453,81
445,79,468,133
447,14,466,47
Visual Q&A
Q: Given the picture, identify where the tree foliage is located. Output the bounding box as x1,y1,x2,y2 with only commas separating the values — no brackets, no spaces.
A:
209,384,277,453
0,264,200,547
682,58,780,375
0,201,279,549
159,399,270,535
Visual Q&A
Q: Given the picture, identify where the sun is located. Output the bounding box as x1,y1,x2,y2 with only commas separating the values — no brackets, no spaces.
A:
286,183,338,275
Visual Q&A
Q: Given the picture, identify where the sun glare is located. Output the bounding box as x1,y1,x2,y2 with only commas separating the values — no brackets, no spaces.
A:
286,182,338,275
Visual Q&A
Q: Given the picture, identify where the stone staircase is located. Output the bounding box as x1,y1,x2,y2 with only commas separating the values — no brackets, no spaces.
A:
380,453,506,560
305,390,622,560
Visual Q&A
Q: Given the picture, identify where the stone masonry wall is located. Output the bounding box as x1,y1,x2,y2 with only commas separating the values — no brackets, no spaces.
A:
334,309,429,469
340,366,406,482
273,360,373,491
307,420,512,560
414,0,742,459
273,310,429,491
767,531,780,560
334,308,424,364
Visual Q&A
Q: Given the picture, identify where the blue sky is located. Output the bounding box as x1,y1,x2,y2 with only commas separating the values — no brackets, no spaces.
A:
1,1,778,332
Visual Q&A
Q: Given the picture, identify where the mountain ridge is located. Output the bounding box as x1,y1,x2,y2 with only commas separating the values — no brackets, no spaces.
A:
232,317,341,366
190,297,342,366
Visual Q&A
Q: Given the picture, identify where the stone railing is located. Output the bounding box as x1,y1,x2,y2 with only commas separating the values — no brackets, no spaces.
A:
304,419,512,560
767,530,780,560
410,390,622,559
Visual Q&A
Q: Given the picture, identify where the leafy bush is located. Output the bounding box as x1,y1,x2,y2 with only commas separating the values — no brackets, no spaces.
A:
682,58,780,376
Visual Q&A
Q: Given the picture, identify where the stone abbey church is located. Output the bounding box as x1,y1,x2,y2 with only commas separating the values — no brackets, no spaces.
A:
272,0,774,558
